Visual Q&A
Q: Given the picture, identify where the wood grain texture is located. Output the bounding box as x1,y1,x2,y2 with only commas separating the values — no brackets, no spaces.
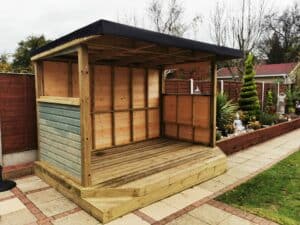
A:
38,102,81,179
78,45,92,186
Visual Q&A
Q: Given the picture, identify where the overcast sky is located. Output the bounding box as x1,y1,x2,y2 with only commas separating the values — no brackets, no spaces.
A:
0,0,296,55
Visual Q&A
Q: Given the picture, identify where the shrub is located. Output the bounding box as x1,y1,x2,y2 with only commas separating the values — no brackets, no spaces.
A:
286,88,295,113
217,93,238,133
239,54,260,118
258,111,277,125
265,89,275,114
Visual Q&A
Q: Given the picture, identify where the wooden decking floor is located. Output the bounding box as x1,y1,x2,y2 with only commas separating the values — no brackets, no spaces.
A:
35,138,227,223
91,138,215,186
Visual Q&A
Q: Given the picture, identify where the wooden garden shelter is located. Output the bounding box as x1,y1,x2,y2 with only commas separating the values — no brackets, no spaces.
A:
31,19,242,223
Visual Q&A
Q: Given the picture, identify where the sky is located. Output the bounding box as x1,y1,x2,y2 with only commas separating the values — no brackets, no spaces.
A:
0,0,296,56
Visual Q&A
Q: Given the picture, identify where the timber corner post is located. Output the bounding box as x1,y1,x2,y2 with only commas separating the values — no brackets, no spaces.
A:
33,61,43,161
78,44,92,187
210,58,217,147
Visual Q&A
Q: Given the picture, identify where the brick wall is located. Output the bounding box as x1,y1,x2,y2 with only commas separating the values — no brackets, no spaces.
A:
0,73,37,154
217,118,300,155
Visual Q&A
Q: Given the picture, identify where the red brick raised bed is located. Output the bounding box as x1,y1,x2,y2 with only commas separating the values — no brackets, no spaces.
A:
217,118,300,155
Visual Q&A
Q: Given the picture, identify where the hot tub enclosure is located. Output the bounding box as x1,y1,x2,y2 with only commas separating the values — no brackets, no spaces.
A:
31,19,242,222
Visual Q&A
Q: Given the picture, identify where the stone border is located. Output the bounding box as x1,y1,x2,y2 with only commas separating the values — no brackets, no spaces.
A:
217,118,300,155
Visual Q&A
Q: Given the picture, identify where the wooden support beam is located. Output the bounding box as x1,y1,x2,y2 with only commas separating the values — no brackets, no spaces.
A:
159,67,164,137
33,61,43,161
129,67,134,142
145,69,149,139
210,59,217,147
111,65,116,146
78,45,92,187
90,65,95,149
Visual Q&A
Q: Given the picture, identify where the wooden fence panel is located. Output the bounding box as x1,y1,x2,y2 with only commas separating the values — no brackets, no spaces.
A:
0,74,37,154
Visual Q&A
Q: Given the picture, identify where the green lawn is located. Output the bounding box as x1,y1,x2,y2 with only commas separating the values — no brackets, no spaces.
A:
217,150,300,225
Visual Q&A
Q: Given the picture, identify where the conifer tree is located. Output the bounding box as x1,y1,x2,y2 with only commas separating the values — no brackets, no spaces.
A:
238,54,260,118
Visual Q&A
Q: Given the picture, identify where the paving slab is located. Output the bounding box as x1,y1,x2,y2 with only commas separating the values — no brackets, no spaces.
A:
52,211,100,225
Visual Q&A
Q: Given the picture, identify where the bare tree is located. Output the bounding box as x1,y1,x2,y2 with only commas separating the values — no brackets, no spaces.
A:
210,0,270,78
147,0,201,37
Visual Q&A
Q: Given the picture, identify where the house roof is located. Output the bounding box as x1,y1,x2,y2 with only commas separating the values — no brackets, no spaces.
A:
31,19,242,60
218,63,298,78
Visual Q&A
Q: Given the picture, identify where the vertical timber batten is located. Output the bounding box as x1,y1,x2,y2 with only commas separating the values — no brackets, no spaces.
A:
78,45,92,187
33,61,43,160
210,59,217,147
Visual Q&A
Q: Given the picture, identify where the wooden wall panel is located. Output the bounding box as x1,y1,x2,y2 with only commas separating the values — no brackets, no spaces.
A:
94,113,112,149
115,112,130,145
193,96,210,128
164,123,177,138
179,125,193,141
114,67,130,110
38,102,81,180
133,111,146,141
148,109,160,138
43,61,69,97
163,95,211,145
132,68,145,108
94,65,111,111
163,95,177,123
148,69,159,107
194,127,210,144
177,96,192,125
72,63,79,97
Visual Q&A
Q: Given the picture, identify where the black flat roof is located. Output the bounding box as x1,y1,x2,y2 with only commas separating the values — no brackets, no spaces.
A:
31,19,243,60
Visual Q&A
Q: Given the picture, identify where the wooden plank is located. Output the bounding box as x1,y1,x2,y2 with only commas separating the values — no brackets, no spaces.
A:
33,61,43,160
177,95,192,125
78,45,92,187
43,61,69,97
111,66,116,146
68,61,73,97
164,123,178,138
90,65,95,149
210,59,217,147
114,67,130,110
133,110,146,141
159,68,164,136
129,67,133,142
31,35,99,61
37,96,80,106
72,63,79,97
178,125,193,141
148,69,159,107
163,95,177,123
114,112,130,145
145,69,149,138
132,68,145,108
193,96,210,128
94,65,111,111
148,109,160,138
194,127,210,144
94,113,112,149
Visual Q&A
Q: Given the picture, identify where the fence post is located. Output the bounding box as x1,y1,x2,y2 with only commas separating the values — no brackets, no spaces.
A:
261,81,265,110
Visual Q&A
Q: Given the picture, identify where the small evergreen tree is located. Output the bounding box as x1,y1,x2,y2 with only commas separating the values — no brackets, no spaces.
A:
238,54,260,118
265,89,274,113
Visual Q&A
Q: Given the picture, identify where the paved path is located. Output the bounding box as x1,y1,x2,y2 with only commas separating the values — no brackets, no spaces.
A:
0,129,299,225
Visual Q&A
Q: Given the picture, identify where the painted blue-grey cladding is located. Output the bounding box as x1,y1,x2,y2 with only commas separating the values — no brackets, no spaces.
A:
38,102,81,180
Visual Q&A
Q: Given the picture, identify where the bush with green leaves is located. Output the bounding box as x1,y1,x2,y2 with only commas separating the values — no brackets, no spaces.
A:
239,54,260,118
258,111,277,126
217,93,238,133
265,89,275,113
286,88,295,113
